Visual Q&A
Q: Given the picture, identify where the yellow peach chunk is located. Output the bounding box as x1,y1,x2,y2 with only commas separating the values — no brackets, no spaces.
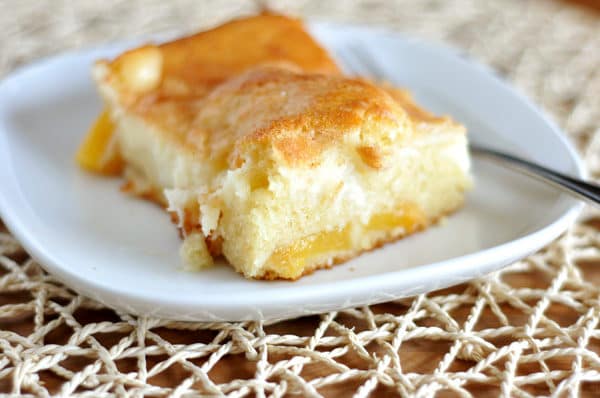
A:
76,110,123,175
268,204,426,277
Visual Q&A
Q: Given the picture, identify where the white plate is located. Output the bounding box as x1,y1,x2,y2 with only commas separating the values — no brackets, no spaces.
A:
0,22,585,322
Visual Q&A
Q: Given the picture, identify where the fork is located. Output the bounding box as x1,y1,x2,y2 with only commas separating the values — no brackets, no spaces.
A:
335,46,600,209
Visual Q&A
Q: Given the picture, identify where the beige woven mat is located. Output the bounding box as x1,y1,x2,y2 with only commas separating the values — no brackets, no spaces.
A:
1,0,600,396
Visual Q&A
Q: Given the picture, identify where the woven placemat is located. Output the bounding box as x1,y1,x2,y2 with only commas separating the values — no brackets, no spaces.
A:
1,0,600,396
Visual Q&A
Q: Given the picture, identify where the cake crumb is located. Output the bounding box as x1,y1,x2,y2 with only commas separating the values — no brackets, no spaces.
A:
180,232,214,270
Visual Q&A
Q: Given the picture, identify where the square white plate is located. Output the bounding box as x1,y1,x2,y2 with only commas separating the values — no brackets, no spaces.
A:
0,22,584,321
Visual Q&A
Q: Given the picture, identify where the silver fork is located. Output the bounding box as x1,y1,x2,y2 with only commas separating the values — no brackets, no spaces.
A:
336,46,600,208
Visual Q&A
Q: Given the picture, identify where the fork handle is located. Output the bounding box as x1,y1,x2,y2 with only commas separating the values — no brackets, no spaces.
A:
470,144,600,209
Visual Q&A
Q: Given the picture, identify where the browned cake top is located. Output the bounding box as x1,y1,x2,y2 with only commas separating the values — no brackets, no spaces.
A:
94,14,463,170
158,13,341,88
96,13,341,104
188,66,413,167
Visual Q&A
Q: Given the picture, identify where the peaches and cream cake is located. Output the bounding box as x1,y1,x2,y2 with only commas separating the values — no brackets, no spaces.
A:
77,13,472,280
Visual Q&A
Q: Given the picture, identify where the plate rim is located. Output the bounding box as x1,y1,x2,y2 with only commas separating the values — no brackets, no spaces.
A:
0,20,586,320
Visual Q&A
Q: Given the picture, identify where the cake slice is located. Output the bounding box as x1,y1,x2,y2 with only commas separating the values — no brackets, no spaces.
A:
78,15,472,280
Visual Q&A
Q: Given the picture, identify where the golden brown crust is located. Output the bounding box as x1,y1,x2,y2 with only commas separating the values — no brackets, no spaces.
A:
189,67,412,168
96,14,465,172
158,13,340,89
104,66,465,170
98,13,340,104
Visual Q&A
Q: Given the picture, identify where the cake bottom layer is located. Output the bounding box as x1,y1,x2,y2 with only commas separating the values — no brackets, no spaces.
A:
260,204,427,279
174,200,463,280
